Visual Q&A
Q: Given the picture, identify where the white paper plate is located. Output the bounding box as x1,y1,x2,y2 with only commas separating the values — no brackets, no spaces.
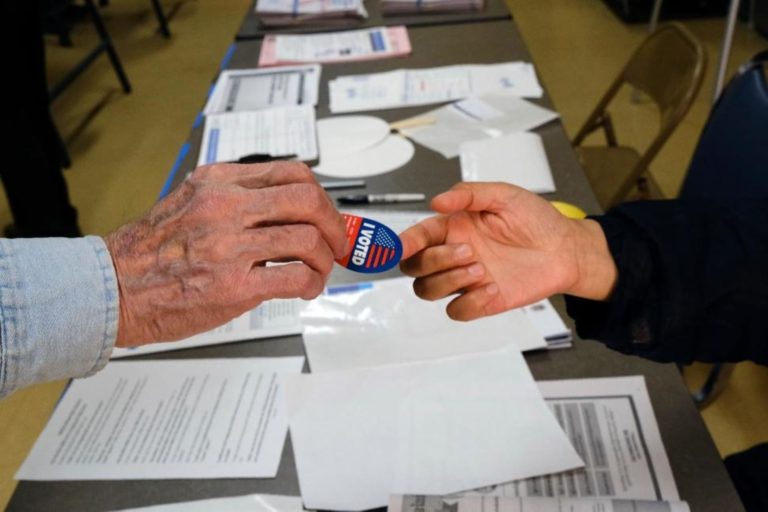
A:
317,116,390,159
313,135,415,178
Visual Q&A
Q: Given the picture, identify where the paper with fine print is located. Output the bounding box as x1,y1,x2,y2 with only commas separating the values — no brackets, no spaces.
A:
111,299,303,358
116,494,306,512
285,347,584,511
313,134,414,178
17,357,304,480
460,132,556,194
258,26,411,66
399,95,559,158
455,376,680,501
203,66,321,114
300,276,547,373
388,495,690,512
198,105,318,164
329,62,544,113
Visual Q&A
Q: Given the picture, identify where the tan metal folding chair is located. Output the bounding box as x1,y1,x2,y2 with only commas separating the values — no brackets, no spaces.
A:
572,23,706,210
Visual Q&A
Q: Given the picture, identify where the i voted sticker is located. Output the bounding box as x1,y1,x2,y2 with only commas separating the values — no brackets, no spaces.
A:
336,214,402,273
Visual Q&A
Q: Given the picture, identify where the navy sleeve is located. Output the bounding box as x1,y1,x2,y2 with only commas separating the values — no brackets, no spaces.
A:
565,199,768,365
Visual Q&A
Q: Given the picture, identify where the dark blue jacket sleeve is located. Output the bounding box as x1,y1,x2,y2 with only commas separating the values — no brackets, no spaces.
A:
564,200,768,365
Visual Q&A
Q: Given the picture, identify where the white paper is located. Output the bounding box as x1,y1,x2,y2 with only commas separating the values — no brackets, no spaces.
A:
456,376,680,501
313,134,414,178
460,132,555,194
519,299,572,349
389,495,690,512
198,105,318,164
17,357,304,480
301,277,546,372
116,494,306,512
317,115,391,158
112,299,303,358
400,95,559,158
274,27,400,63
204,66,321,114
286,347,584,511
329,62,544,113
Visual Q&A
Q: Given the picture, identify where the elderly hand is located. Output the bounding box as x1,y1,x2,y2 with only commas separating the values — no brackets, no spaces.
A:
399,183,617,321
106,162,347,347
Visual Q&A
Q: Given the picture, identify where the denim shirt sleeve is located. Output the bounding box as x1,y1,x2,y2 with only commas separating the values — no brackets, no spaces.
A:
0,236,118,398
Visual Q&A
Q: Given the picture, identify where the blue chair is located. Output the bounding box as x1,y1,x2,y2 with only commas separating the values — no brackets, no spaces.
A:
679,50,768,406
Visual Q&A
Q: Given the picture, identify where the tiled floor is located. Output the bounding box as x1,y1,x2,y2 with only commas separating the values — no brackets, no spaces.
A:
0,0,766,508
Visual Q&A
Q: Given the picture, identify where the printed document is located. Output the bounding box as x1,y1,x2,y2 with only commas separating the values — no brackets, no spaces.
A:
204,66,321,115
301,277,546,373
259,26,411,66
285,347,584,511
111,299,303,358
456,376,679,501
198,105,318,164
329,62,544,113
389,495,690,512
17,357,304,480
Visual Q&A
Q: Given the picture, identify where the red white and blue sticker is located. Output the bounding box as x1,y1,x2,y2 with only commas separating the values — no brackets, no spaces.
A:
336,214,402,273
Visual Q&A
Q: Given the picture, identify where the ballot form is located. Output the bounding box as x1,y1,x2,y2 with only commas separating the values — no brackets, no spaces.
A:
390,496,690,512
17,357,304,480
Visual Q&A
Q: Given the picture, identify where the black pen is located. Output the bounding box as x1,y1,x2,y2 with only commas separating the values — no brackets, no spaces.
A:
337,193,426,205
230,153,297,164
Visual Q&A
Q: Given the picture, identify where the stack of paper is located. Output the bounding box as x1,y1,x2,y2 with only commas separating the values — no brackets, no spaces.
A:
198,105,318,164
329,62,544,113
382,0,484,15
255,0,367,27
460,131,556,194
390,496,691,512
285,348,584,510
398,95,559,158
259,26,412,66
203,66,321,115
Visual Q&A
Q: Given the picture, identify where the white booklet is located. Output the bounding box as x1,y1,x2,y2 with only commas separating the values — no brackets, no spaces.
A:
17,357,304,480
204,66,321,115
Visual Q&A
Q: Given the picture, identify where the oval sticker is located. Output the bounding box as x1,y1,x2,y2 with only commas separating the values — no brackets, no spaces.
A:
336,214,403,273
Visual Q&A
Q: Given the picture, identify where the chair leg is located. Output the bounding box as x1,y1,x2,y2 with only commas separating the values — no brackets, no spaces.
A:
692,363,735,408
84,0,132,94
150,0,172,38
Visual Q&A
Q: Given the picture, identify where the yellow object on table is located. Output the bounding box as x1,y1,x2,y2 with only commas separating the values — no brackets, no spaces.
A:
550,201,587,219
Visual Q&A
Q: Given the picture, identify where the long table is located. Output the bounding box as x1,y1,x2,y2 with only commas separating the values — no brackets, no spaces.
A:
235,0,512,40
7,19,745,512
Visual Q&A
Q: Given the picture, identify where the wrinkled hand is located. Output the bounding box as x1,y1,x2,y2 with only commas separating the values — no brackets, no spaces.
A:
399,183,617,321
106,162,347,347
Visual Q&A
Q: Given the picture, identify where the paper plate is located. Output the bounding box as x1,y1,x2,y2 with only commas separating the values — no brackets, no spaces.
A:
317,116,390,159
314,135,415,178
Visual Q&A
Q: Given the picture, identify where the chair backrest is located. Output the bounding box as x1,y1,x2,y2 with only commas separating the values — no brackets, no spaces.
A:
573,24,706,199
679,51,768,200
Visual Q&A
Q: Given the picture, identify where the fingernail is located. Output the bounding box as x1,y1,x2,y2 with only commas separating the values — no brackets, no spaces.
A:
486,283,499,295
468,263,484,276
455,244,472,260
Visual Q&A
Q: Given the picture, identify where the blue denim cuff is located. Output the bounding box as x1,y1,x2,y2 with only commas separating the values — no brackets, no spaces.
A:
0,236,118,398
